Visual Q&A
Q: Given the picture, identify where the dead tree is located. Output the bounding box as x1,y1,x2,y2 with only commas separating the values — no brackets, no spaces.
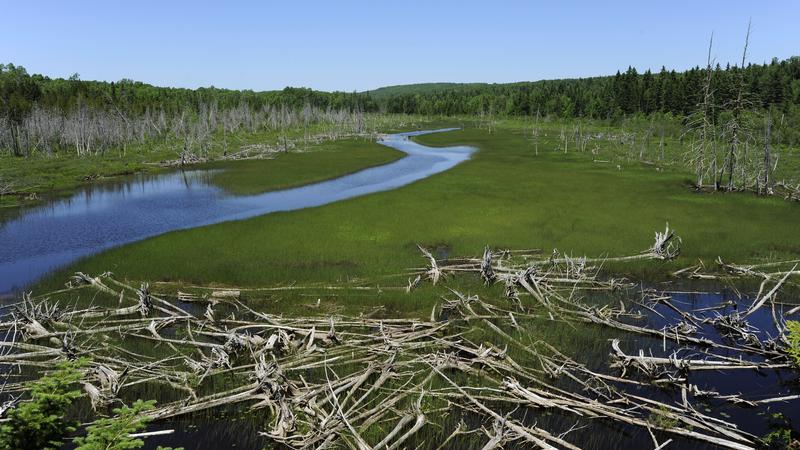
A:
687,33,716,189
532,109,540,156
760,113,772,195
0,177,12,196
3,233,799,450
723,21,752,191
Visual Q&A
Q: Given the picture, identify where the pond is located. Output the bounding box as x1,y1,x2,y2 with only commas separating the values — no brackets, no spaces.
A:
0,129,474,293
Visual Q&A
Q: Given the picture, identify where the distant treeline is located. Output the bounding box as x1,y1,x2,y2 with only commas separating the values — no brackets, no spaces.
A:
381,58,799,117
0,63,375,119
0,64,378,157
379,57,800,143
2,56,800,156
5,57,799,122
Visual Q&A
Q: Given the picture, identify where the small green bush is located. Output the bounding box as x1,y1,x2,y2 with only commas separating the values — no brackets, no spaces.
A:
0,358,87,450
73,400,182,450
787,321,800,366
763,412,800,449
647,405,678,429
74,399,151,450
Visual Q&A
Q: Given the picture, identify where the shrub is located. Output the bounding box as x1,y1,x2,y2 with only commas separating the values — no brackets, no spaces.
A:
74,400,152,450
787,321,800,366
74,400,181,450
0,358,87,450
647,405,678,429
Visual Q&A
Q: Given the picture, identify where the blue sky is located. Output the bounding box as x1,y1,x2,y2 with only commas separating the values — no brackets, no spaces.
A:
2,1,798,92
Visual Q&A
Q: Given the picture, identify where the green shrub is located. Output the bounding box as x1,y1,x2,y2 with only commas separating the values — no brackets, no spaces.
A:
74,400,151,450
787,321,800,366
763,412,800,449
73,400,181,450
647,405,678,429
0,358,87,450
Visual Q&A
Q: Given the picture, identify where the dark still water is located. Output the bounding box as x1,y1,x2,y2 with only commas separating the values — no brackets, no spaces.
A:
0,129,474,292
137,287,799,449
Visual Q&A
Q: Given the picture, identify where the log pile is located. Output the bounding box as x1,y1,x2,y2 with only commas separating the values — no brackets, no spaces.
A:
0,227,798,449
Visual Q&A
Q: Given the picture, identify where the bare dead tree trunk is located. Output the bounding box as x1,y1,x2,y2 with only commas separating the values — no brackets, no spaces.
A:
712,138,720,190
761,113,772,195
10,124,22,157
181,139,188,167
223,126,228,157
726,20,751,191
534,109,540,155
694,33,715,189
741,141,748,189
640,118,653,160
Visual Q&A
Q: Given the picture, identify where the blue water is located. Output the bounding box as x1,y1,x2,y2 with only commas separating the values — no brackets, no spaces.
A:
0,129,474,292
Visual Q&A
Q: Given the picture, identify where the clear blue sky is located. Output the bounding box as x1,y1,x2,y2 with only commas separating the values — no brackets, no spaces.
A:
2,1,798,92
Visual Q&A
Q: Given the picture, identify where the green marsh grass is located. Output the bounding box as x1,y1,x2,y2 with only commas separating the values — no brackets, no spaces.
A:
0,114,440,209
203,138,402,195
36,121,800,318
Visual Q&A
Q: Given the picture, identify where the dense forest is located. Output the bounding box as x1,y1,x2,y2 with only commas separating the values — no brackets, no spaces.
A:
1,55,799,158
380,57,800,142
4,56,799,124
0,64,374,116
0,64,377,157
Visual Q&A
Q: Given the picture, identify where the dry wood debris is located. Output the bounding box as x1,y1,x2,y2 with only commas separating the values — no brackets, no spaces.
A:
0,226,798,449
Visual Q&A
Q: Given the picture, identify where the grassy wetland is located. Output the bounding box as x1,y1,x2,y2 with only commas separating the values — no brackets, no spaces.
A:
3,12,800,450
44,121,800,299
4,115,800,449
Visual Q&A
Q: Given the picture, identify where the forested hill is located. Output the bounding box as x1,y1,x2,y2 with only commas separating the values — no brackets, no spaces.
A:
378,58,800,119
365,83,488,100
2,56,799,135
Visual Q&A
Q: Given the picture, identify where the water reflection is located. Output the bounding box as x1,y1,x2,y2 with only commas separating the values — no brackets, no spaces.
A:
0,129,473,293
134,285,799,449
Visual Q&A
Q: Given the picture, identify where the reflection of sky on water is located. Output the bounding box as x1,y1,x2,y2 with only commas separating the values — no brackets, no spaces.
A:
0,129,473,292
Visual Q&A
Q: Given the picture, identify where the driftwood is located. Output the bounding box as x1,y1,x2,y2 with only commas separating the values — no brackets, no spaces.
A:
1,228,798,449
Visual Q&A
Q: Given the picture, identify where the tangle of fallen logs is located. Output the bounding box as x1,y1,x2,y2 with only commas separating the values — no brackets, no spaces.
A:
0,226,798,449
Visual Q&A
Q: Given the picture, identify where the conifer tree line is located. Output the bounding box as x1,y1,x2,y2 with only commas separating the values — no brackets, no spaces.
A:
381,57,800,146
1,49,799,161
381,58,798,121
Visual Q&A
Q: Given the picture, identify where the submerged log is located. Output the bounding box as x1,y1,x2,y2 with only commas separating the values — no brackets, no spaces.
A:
2,236,797,450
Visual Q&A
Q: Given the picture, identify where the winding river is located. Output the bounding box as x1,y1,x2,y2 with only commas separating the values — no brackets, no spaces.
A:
0,129,474,293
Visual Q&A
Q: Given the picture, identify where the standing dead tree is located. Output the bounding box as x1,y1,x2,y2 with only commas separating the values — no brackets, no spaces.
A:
687,33,717,190
640,118,654,160
721,21,753,191
680,33,724,191
529,109,541,156
760,112,773,195
0,98,387,163
0,177,13,197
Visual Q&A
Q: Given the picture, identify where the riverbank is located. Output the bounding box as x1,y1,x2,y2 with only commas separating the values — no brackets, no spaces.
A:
4,122,800,450
0,129,471,293
25,121,799,316
0,115,441,209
